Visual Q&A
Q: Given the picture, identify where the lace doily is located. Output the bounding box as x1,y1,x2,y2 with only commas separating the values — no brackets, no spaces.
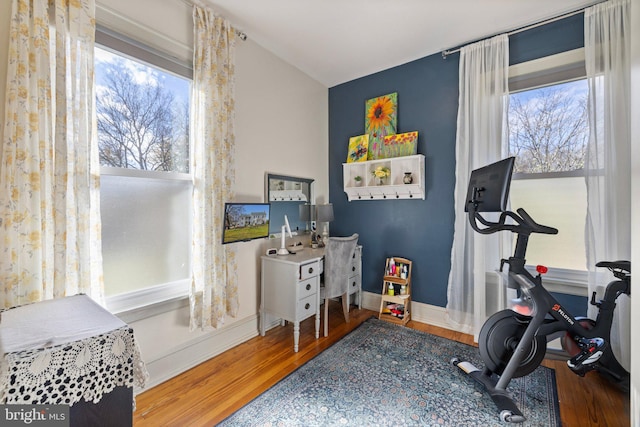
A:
1,325,149,406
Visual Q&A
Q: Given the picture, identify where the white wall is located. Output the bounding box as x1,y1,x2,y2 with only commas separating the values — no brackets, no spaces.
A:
630,1,639,424
0,0,328,389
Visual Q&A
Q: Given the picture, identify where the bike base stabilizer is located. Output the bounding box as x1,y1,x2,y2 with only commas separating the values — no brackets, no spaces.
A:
451,358,526,424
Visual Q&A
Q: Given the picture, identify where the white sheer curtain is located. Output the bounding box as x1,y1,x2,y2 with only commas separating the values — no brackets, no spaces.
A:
446,34,510,338
190,5,238,330
0,0,103,309
584,0,631,371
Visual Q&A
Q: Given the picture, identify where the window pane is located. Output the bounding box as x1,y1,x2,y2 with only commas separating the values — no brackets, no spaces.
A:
509,177,586,271
508,79,588,272
100,174,192,296
509,79,588,173
95,47,190,173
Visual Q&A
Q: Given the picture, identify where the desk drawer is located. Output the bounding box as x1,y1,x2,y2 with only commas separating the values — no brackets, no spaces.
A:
298,278,317,300
349,259,360,276
300,260,320,280
347,274,360,295
297,294,316,318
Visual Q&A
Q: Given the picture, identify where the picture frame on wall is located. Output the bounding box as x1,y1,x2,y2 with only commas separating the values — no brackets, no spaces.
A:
365,92,397,160
346,134,369,163
381,131,418,159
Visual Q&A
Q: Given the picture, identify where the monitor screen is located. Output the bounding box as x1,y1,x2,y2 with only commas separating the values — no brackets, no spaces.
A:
222,202,271,244
465,157,515,213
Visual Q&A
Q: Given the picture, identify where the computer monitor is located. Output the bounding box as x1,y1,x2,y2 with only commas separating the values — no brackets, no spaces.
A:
465,157,515,213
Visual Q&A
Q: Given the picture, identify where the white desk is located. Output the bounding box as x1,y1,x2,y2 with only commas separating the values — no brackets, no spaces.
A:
260,246,362,352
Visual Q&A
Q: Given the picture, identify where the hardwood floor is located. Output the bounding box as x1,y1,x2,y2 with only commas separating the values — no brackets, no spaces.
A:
133,303,629,426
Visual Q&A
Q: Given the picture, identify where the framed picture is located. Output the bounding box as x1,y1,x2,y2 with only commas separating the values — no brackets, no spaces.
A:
365,93,397,160
381,131,418,159
346,134,369,163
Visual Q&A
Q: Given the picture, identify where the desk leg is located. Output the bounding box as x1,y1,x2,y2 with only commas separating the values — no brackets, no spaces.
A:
259,307,265,336
293,321,300,352
260,266,266,336
315,292,320,339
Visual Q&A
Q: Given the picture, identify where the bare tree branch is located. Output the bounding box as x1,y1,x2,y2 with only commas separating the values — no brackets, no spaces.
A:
96,57,189,172
509,84,587,173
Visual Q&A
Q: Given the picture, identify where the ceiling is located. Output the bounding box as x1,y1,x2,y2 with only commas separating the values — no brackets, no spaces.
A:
204,0,598,87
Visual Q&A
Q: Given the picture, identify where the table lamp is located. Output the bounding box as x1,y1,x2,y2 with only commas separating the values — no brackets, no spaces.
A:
315,203,334,247
277,215,293,255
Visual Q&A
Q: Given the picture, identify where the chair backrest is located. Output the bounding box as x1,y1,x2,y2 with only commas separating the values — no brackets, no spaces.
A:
323,233,359,299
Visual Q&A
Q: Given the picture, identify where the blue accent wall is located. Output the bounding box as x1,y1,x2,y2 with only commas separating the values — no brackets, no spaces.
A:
328,14,588,310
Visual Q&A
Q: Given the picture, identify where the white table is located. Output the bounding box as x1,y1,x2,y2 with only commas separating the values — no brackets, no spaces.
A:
260,246,362,352
260,248,324,352
0,295,148,425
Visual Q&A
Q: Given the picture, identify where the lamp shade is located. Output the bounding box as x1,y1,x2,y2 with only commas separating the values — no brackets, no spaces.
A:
298,203,315,222
315,203,334,223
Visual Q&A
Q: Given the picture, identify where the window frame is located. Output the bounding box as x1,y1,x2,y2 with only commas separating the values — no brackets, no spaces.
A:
508,48,589,297
95,25,194,316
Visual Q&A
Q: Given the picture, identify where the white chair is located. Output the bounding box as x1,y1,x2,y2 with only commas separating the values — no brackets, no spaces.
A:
320,233,359,337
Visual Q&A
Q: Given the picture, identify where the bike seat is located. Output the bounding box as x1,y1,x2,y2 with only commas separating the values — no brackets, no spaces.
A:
596,260,630,274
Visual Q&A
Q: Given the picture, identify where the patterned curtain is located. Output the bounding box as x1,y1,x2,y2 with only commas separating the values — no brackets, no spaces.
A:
190,5,238,330
0,0,103,309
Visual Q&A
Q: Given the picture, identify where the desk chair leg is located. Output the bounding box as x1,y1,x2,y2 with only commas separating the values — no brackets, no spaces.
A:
323,293,351,337
341,292,350,324
324,298,329,337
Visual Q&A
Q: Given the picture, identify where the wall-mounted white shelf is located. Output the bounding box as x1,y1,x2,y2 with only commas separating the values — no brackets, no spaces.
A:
268,177,308,202
342,154,425,201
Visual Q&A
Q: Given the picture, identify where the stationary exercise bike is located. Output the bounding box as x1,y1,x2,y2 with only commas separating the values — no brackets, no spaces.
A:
452,157,631,423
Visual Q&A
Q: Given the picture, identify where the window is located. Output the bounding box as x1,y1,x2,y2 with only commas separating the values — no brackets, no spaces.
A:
95,27,193,311
507,50,588,290
95,47,189,173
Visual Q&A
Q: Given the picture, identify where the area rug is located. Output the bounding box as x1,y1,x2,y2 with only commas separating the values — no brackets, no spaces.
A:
218,318,560,426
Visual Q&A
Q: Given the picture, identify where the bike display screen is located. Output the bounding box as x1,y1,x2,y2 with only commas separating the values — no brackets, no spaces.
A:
465,157,515,213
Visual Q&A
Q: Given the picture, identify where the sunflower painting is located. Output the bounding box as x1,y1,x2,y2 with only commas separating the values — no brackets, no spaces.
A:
365,93,397,160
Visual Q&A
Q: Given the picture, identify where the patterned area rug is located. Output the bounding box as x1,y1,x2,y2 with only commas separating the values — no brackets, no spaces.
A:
219,318,560,426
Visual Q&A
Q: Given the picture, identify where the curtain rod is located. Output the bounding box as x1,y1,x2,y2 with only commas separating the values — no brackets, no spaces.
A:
441,0,606,59
177,0,248,41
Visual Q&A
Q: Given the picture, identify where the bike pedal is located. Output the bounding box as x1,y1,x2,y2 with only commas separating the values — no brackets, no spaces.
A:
567,363,588,376
567,337,606,371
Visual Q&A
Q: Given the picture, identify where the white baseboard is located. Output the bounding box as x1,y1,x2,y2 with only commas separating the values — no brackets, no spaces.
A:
360,291,455,332
138,293,456,394
138,314,268,392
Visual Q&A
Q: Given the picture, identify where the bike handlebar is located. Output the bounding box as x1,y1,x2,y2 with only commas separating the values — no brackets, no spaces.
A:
515,208,559,235
468,206,558,236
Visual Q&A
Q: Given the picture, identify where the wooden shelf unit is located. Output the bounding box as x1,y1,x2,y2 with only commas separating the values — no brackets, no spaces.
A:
378,257,412,325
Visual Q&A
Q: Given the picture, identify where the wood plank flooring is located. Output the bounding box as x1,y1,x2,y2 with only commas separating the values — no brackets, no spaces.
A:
133,303,629,426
